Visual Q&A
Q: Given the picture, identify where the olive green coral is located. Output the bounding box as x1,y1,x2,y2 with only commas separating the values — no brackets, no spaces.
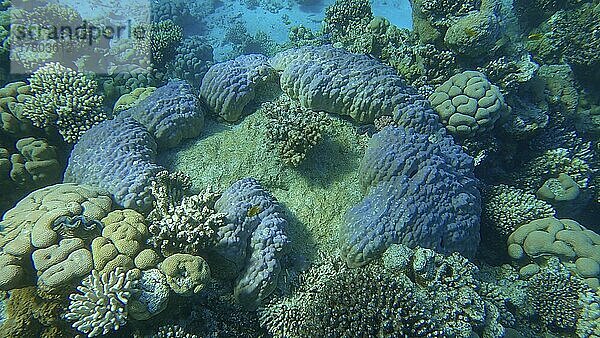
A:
0,183,112,291
262,95,330,167
429,70,508,137
21,63,105,143
507,217,600,289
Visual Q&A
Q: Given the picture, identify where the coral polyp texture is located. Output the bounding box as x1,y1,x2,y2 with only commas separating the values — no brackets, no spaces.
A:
262,95,330,166
200,54,279,122
429,70,508,137
271,45,421,123
64,117,163,211
66,268,139,337
147,170,226,256
212,177,289,308
340,125,481,267
507,217,600,289
21,62,105,143
120,80,205,149
0,183,112,291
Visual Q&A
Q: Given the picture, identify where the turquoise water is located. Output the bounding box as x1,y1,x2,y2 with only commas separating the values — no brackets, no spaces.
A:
0,0,598,337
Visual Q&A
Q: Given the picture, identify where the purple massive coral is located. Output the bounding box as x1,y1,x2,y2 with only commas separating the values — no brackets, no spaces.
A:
211,178,288,308
341,124,481,267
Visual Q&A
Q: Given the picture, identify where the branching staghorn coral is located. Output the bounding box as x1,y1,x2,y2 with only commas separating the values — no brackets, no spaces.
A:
148,170,226,256
65,267,139,337
262,95,330,167
21,63,105,143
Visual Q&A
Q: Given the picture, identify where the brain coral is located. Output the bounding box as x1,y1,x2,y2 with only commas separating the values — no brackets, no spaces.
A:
120,80,205,149
64,117,163,211
0,183,112,291
507,217,600,289
200,54,279,122
340,125,480,267
21,62,105,143
212,177,288,308
271,45,421,123
429,70,508,137
0,81,35,138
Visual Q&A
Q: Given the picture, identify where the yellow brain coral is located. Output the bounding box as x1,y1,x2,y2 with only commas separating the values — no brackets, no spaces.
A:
0,183,112,290
507,217,600,289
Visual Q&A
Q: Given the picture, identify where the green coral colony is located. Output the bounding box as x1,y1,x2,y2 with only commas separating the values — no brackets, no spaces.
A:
0,0,599,337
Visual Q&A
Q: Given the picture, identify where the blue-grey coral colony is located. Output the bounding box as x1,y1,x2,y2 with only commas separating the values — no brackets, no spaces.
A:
0,0,599,337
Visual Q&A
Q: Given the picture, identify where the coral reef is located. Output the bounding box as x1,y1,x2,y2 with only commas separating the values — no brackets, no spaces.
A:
113,87,156,114
0,286,68,337
120,80,205,149
507,217,600,289
134,20,184,69
21,63,105,143
128,268,170,321
526,258,593,334
66,268,139,337
0,81,36,138
147,170,225,256
429,70,508,137
0,137,62,213
272,45,423,123
0,183,112,291
482,184,555,237
64,117,163,211
260,245,508,337
212,177,289,308
262,95,330,166
200,54,279,122
341,124,480,267
158,253,211,295
167,36,214,88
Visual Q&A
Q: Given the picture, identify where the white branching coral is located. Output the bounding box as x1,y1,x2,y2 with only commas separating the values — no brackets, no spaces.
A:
22,62,105,143
65,268,138,337
148,170,227,256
